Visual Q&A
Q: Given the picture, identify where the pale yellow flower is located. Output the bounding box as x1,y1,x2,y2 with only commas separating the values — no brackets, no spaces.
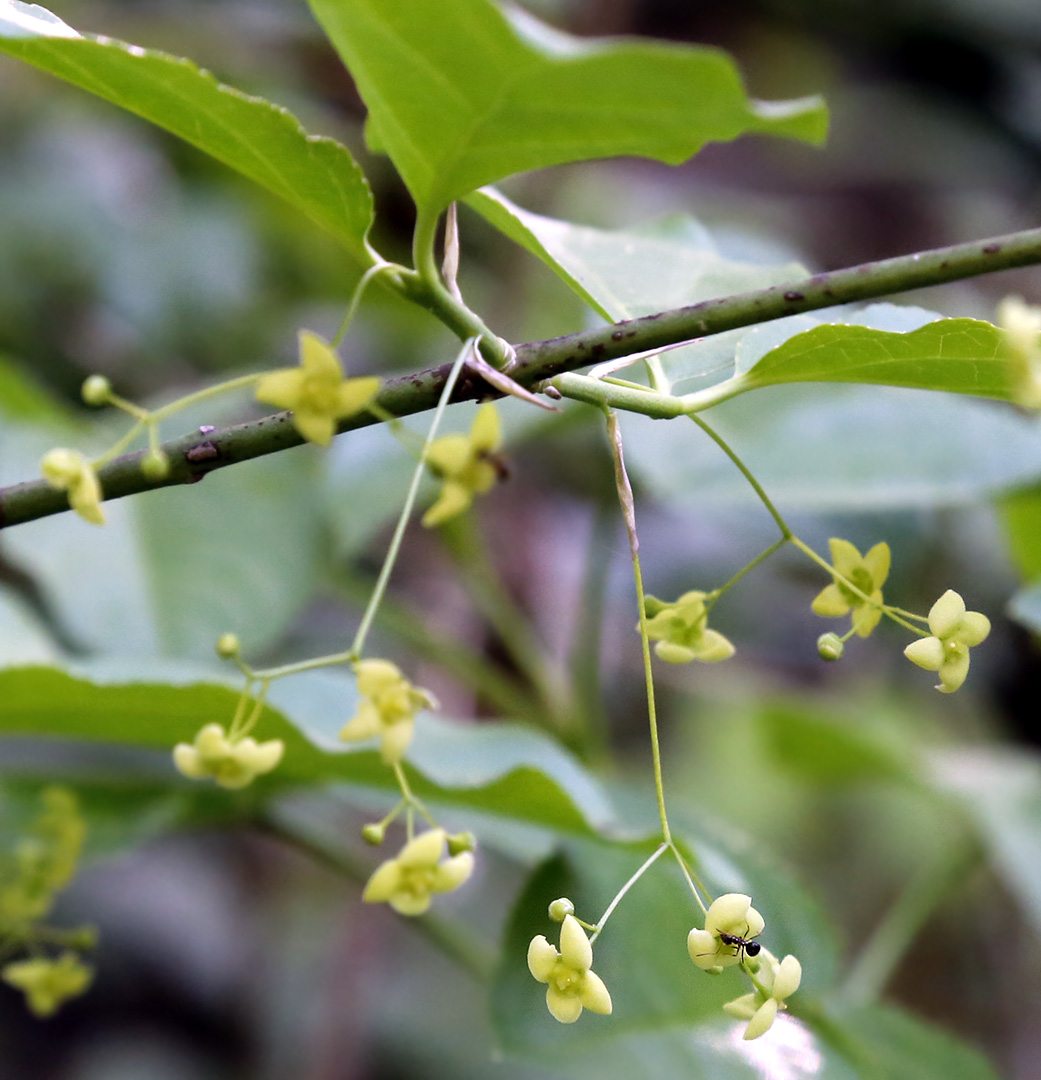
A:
255,330,380,446
362,828,474,916
40,448,105,525
422,402,502,527
687,892,765,971
811,538,890,637
642,591,735,664
173,723,284,789
904,589,990,693
527,914,612,1024
339,659,436,765
723,951,802,1040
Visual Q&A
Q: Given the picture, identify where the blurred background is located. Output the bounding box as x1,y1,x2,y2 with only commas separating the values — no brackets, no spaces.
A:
1,0,1040,1077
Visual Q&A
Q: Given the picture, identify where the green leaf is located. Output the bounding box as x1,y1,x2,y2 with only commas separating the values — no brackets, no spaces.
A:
0,662,615,836
0,1,374,260
738,315,1017,400
306,0,827,215
467,188,806,324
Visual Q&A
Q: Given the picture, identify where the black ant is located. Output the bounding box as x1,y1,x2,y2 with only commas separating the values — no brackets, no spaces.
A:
717,931,761,961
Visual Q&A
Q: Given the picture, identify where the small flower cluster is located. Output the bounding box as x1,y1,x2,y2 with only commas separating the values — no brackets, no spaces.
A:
810,538,990,693
642,591,734,664
526,890,798,1042
173,722,285,790
0,788,96,1018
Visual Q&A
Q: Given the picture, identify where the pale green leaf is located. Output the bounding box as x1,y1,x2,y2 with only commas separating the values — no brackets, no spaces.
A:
0,1,374,260
467,187,806,325
0,662,615,836
738,316,1016,399
306,0,827,214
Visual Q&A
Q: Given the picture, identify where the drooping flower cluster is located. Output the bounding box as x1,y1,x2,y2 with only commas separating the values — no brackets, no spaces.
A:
173,723,284,789
339,658,437,764
422,402,503,527
255,330,381,446
642,591,735,664
40,448,105,525
0,788,96,1019
362,828,474,916
904,589,991,693
527,912,613,1024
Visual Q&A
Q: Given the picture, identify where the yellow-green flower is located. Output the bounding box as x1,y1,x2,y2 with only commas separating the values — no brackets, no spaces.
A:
2,952,93,1018
811,538,890,637
687,892,765,972
723,951,802,1040
362,828,474,916
422,402,502,527
173,723,284,789
255,330,380,446
997,296,1041,408
904,589,990,693
527,914,613,1024
642,591,735,664
339,659,437,765
40,448,105,525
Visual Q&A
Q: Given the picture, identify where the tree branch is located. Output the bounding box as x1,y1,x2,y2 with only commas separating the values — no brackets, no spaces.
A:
2,227,1040,530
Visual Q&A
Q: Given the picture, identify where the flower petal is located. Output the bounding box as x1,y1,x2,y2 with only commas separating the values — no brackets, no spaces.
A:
292,408,336,447
687,927,718,967
397,829,447,869
692,629,736,662
339,702,383,742
773,954,802,999
828,537,862,577
298,330,344,381
957,611,991,647
426,434,472,477
362,859,403,903
255,368,302,409
527,936,558,982
654,641,698,664
388,891,433,917
421,482,473,528
335,376,381,417
928,590,966,638
743,997,779,1040
546,986,584,1023
811,583,850,617
904,636,945,671
705,893,752,935
431,851,475,894
558,914,593,971
579,970,612,1015
938,650,970,694
722,992,758,1020
470,402,502,452
863,541,891,587
378,718,415,764
172,745,207,779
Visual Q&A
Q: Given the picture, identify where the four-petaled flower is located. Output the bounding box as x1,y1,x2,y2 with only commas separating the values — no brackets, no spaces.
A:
173,723,284,789
997,295,1041,408
643,591,735,664
723,951,802,1040
687,892,765,972
811,538,890,637
255,330,380,446
422,402,502,527
339,659,437,765
40,448,105,525
363,828,474,916
527,914,613,1024
2,952,93,1017
903,589,990,693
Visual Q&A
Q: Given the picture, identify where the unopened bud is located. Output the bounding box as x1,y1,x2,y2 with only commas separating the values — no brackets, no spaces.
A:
548,897,574,922
446,831,476,856
215,633,240,659
81,375,112,407
361,823,385,846
141,449,170,481
817,632,844,661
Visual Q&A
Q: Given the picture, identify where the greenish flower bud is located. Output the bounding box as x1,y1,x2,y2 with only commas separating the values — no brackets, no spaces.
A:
141,449,170,481
548,897,574,922
361,823,385,846
81,375,112,407
817,632,844,661
215,633,240,659
446,831,476,856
